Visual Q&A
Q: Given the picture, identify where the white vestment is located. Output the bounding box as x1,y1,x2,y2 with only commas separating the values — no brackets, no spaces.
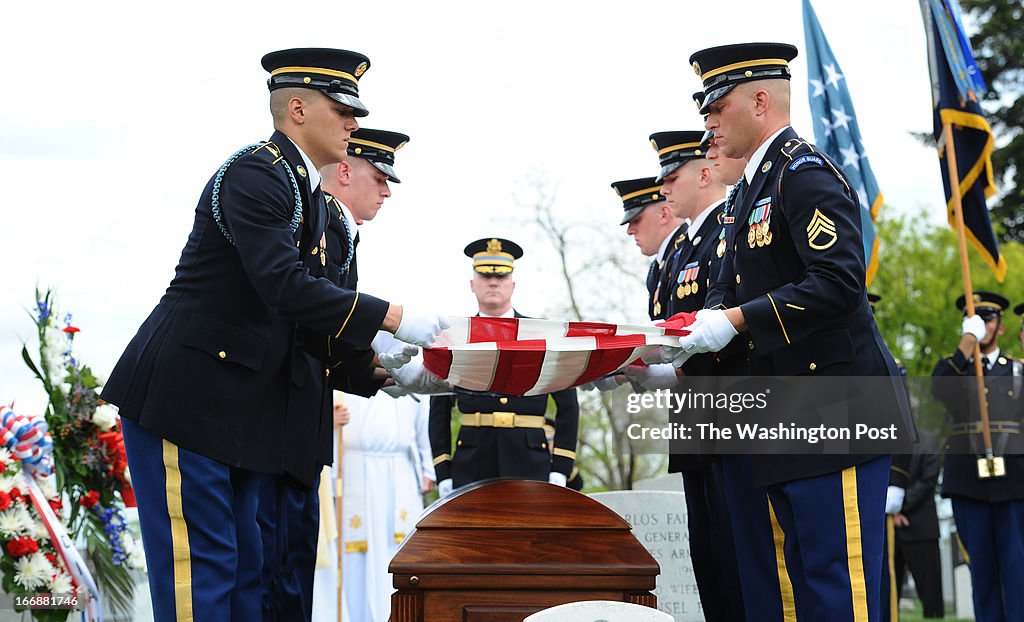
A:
312,393,434,622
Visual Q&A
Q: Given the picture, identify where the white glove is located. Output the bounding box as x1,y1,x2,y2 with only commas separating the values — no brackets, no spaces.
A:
961,315,986,341
580,375,625,392
885,485,905,515
394,309,450,348
624,364,679,390
548,472,567,487
381,384,411,398
371,331,419,370
672,309,738,367
438,478,454,498
390,360,451,394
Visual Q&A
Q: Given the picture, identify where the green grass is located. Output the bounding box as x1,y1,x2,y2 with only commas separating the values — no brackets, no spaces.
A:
898,600,972,622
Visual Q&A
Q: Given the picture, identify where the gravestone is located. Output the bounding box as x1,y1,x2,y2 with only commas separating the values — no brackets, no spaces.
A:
589,490,702,622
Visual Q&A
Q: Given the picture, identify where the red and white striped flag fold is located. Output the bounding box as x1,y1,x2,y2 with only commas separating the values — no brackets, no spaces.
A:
423,313,694,396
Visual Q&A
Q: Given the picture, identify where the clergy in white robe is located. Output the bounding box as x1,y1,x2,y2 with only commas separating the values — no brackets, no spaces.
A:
312,392,435,622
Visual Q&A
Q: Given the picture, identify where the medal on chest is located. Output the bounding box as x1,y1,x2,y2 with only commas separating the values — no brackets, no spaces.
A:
676,261,700,298
748,197,773,249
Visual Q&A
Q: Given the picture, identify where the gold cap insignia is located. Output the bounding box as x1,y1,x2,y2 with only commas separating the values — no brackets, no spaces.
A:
692,61,701,76
354,147,362,155
354,62,368,78
487,238,503,254
296,165,307,178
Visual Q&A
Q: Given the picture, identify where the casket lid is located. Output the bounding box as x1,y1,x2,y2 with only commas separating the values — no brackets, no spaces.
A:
389,479,659,584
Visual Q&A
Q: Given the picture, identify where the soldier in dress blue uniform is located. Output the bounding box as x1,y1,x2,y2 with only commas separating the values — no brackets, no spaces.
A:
892,429,943,619
429,239,581,496
320,128,413,396
263,127,417,621
611,176,686,322
867,293,917,622
931,292,1024,622
100,49,448,621
642,130,746,622
669,42,915,621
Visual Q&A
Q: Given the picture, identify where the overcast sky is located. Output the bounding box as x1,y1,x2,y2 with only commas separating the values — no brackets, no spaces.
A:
1,0,953,413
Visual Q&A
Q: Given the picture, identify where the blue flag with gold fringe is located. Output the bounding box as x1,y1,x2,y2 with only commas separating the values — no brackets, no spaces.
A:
922,0,1005,281
802,0,883,285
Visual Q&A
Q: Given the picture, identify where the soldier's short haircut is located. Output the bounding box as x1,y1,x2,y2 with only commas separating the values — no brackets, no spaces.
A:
270,87,323,125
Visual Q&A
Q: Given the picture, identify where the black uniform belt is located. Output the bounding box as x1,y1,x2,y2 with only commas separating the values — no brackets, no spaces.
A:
461,412,546,429
950,420,1020,435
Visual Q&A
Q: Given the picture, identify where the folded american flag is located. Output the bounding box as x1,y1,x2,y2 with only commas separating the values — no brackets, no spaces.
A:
423,313,695,396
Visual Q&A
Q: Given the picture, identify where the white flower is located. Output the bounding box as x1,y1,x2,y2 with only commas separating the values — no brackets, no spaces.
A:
34,475,57,501
0,448,12,465
123,533,147,573
43,326,66,353
59,382,73,396
0,506,34,538
42,327,71,383
0,471,26,494
91,404,119,432
13,552,53,590
29,518,49,541
50,571,73,594
92,370,107,386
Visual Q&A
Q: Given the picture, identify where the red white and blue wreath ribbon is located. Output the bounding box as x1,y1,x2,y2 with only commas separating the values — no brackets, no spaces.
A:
0,406,52,476
0,405,103,621
424,313,694,396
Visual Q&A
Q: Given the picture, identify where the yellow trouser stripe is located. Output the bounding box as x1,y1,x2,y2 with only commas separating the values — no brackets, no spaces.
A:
163,440,194,622
842,466,869,622
956,532,971,566
768,499,797,621
886,515,898,622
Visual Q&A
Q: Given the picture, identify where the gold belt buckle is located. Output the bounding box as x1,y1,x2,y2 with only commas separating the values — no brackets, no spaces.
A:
493,412,515,428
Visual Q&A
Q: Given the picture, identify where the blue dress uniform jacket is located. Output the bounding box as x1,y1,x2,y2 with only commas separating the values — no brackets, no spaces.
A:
932,351,1024,503
705,127,912,486
319,194,384,398
646,223,687,321
102,131,389,487
661,203,747,622
662,202,727,474
429,312,580,487
931,351,1024,622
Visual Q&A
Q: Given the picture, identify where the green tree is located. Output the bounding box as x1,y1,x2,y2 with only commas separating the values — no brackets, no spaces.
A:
871,210,1024,431
871,210,1024,378
959,0,1024,242
517,173,667,490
